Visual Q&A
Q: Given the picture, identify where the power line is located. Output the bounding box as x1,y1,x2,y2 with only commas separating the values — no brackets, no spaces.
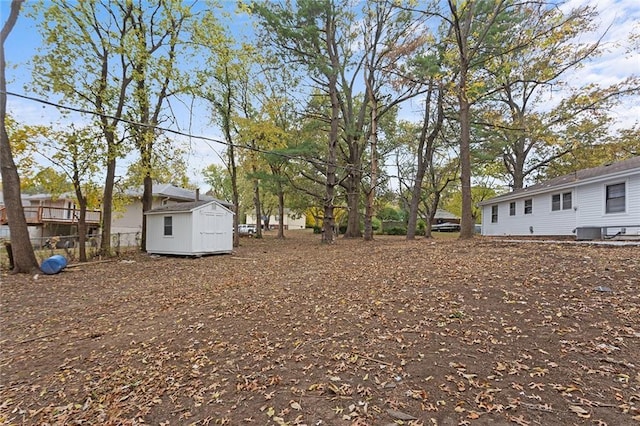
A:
3,90,417,186
4,90,327,163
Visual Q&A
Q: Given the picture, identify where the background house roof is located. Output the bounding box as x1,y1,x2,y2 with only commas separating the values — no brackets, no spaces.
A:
145,200,215,214
122,183,233,209
434,209,459,220
479,156,640,205
21,192,76,201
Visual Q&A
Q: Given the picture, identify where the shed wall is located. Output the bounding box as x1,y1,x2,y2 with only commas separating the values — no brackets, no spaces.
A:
146,212,193,254
191,203,233,253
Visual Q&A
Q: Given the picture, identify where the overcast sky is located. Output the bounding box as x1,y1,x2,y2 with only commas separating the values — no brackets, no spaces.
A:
2,0,639,189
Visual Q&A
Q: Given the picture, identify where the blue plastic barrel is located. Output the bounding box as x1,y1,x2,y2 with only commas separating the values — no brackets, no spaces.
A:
40,255,68,275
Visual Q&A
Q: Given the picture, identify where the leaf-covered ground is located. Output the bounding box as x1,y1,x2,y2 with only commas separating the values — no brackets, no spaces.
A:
1,230,639,425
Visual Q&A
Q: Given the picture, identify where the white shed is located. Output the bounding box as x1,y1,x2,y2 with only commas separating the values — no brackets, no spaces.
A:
145,200,234,255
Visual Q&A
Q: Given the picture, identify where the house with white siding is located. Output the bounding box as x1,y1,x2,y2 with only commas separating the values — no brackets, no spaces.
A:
245,209,306,230
477,157,640,240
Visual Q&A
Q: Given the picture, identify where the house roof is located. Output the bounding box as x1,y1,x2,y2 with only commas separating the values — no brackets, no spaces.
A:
22,192,75,201
478,156,640,206
434,209,459,220
145,200,234,215
122,183,233,209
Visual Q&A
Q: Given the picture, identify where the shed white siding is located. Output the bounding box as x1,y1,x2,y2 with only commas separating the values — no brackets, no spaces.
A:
194,206,233,253
145,201,233,255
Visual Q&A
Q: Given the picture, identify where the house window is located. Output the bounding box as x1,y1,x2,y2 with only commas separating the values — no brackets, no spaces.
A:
509,202,516,216
552,192,572,211
606,183,625,213
524,199,533,214
164,216,173,236
562,192,572,210
491,205,498,223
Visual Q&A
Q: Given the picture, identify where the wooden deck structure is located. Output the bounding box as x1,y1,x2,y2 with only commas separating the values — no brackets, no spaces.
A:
0,206,101,226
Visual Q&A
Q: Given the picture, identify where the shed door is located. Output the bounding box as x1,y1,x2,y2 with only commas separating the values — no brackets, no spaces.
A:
201,211,225,251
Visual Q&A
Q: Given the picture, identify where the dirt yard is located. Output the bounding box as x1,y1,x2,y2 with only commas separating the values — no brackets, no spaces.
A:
1,230,639,425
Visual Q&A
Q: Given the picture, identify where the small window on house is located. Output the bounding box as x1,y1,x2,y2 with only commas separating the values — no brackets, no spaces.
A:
509,202,516,216
606,183,625,213
562,192,572,210
552,192,572,211
164,216,173,236
491,205,498,223
524,199,533,214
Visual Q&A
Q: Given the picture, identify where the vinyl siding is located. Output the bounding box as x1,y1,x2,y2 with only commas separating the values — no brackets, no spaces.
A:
481,171,640,237
482,193,576,236
576,174,640,235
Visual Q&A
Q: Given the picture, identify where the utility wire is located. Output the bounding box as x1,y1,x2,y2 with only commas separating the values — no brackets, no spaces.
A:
4,90,421,185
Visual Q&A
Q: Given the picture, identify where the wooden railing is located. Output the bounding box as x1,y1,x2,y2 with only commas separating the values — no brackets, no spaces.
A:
0,206,102,225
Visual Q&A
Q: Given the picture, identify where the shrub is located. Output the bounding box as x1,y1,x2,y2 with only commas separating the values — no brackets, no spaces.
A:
384,226,407,235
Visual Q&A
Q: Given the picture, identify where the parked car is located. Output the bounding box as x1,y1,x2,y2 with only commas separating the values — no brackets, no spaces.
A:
237,224,257,236
431,222,461,232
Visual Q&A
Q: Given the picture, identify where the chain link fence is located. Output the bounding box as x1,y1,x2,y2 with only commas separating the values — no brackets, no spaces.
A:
1,232,142,270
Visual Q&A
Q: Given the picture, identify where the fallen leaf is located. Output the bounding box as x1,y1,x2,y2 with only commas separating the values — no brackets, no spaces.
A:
569,405,591,418
387,409,417,420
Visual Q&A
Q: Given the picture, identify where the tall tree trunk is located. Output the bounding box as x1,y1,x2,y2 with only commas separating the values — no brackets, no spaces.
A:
363,98,378,241
322,15,340,245
231,164,239,248
77,200,87,262
253,176,262,238
406,81,445,240
406,168,425,240
323,112,337,244
72,172,88,262
100,152,116,255
277,184,285,239
343,165,362,238
450,0,474,240
220,81,240,248
458,83,474,239
508,139,527,189
424,193,440,239
0,0,39,273
141,174,153,251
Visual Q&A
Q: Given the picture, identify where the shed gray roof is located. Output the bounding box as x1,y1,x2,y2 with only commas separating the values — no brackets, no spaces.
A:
478,156,640,206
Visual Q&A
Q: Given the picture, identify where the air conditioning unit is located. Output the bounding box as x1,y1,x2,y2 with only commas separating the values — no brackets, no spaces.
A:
576,227,602,241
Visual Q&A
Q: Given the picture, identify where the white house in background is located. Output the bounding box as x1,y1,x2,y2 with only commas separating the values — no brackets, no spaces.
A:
145,200,234,256
245,209,306,230
477,157,640,239
112,183,232,245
